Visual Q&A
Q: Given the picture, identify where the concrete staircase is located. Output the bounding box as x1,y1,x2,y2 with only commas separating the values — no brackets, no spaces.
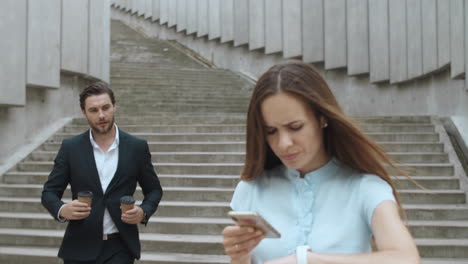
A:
0,20,466,264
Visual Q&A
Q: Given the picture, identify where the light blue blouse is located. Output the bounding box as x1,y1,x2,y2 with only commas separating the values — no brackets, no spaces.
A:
230,158,396,264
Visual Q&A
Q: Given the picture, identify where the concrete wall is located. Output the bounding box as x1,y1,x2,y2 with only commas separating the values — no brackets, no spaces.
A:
0,1,110,165
110,1,468,118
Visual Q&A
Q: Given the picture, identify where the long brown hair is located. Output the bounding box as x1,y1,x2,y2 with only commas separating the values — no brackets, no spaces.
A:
242,61,406,207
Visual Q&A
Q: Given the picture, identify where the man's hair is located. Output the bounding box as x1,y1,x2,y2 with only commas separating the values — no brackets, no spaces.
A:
79,82,115,110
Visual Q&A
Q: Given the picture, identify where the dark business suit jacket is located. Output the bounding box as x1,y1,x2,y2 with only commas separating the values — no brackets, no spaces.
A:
41,129,163,261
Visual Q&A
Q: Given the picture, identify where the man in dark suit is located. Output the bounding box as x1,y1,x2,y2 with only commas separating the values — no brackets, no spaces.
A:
41,82,163,264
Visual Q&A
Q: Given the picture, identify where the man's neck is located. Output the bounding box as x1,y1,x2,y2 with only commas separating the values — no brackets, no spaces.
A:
92,125,116,153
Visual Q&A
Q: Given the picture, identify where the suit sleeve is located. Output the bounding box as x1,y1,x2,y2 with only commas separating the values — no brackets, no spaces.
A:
41,140,70,221
137,140,163,225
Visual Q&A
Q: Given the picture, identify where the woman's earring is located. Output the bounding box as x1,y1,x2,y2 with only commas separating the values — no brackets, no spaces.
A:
323,123,328,128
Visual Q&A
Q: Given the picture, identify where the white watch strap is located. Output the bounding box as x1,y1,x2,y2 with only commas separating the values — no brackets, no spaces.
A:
296,245,310,264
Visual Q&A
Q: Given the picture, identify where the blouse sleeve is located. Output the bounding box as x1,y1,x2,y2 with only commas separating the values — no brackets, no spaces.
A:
359,174,396,229
230,180,255,211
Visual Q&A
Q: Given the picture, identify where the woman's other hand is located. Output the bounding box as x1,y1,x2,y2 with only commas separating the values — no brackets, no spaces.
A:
222,225,265,262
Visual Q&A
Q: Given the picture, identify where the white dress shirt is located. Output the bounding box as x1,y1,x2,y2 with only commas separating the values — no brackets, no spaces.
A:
57,124,120,235
89,124,120,235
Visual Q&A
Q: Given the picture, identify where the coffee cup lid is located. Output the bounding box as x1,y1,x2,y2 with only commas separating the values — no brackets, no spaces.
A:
120,196,135,204
77,191,93,197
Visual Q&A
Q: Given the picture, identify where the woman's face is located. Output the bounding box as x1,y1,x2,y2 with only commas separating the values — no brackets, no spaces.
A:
261,92,329,174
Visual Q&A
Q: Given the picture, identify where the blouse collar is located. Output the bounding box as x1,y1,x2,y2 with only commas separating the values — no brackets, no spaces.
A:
285,157,341,186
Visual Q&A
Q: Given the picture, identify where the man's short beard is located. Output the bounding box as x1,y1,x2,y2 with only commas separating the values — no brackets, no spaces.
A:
90,116,115,135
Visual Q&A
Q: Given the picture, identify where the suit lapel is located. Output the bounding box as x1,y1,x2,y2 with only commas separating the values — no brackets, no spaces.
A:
104,129,127,195
82,133,104,195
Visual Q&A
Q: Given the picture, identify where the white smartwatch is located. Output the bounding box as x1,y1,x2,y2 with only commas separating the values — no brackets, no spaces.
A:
296,245,311,264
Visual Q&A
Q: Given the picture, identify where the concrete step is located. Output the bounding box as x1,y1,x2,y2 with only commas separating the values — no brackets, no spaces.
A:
50,133,247,143
110,68,236,77
350,116,432,124
1,185,235,201
62,125,248,134
15,161,244,175
116,100,250,107
39,141,444,153
71,115,434,126
421,258,468,264
416,238,468,258
398,190,466,204
0,246,229,263
403,204,468,221
115,105,248,113
14,161,455,176
27,151,450,164
2,172,239,188
0,197,229,218
0,212,231,235
49,132,439,143
60,124,436,134
110,80,247,87
394,176,460,189
110,74,244,81
0,186,465,214
113,88,250,96
110,67,233,73
0,228,225,254
408,220,468,239
116,103,248,109
380,142,444,153
110,83,249,91
5,173,460,191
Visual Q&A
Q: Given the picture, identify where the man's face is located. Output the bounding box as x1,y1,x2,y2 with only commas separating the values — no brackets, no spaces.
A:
82,93,116,135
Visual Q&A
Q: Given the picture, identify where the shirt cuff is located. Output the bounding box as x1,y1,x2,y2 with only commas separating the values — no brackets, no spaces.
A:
57,204,68,222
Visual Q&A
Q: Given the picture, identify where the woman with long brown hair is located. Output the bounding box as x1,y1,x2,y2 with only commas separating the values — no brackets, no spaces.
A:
222,61,420,264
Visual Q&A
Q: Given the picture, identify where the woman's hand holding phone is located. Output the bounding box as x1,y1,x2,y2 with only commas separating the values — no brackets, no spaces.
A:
222,225,265,262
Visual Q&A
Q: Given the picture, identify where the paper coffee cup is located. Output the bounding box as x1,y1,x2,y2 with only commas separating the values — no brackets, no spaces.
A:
120,196,135,214
77,191,93,206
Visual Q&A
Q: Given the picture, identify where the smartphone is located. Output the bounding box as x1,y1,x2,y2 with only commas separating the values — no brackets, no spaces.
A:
228,211,281,238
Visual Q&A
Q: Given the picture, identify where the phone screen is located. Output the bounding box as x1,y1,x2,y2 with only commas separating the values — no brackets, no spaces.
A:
228,211,281,238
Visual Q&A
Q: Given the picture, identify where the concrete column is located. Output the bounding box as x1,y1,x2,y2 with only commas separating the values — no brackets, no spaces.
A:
282,0,301,58
197,0,208,37
233,0,249,46
347,0,369,75
61,0,89,75
186,0,197,35
177,0,187,32
369,0,390,82
0,0,27,106
160,0,168,24
422,0,438,75
437,0,450,68
465,0,468,90
248,0,264,50
152,0,160,21
407,0,423,80
208,0,221,40
450,0,465,79
89,0,111,83
324,0,347,69
265,0,282,54
136,0,143,16
168,0,177,27
302,0,324,63
220,0,234,43
389,0,407,83
144,0,153,19
27,0,61,89
131,0,138,14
